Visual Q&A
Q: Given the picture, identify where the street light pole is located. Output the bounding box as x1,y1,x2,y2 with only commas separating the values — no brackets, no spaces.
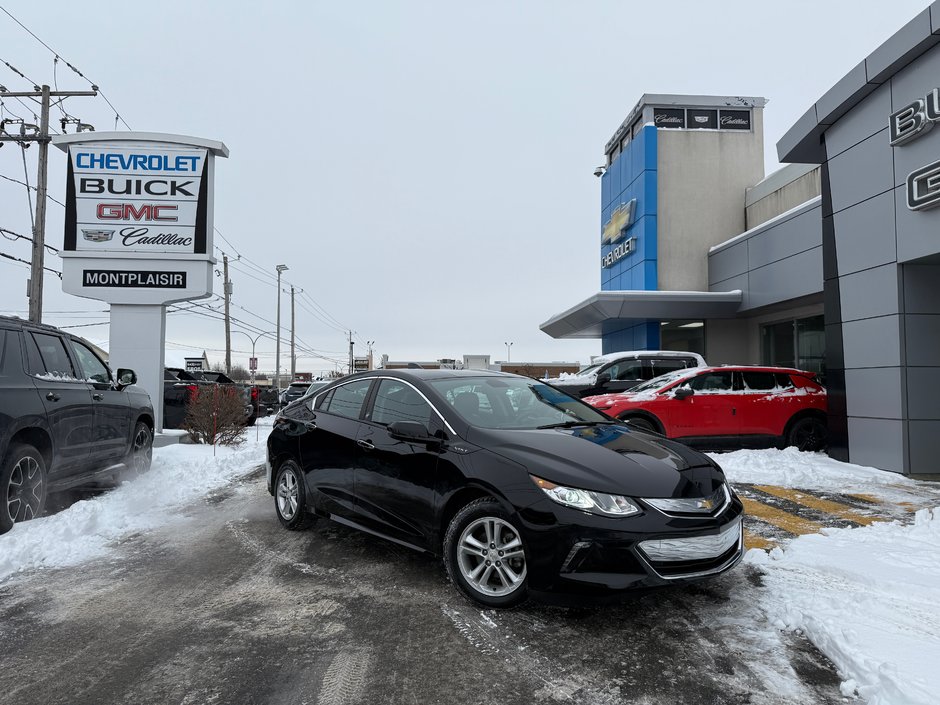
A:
232,330,275,384
275,264,289,398
504,341,513,363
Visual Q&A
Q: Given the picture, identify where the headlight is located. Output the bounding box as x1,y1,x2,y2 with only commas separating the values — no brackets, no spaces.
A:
530,474,641,517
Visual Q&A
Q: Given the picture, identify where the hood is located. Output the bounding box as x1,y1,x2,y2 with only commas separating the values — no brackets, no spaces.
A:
472,424,724,498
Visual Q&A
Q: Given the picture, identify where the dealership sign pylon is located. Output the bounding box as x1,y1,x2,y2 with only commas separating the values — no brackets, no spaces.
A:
53,132,229,431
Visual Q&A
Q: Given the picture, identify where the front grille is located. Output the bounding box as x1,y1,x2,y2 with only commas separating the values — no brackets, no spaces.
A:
637,519,742,578
642,484,730,517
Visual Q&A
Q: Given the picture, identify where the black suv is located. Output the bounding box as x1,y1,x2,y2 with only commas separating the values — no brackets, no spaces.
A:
0,316,154,534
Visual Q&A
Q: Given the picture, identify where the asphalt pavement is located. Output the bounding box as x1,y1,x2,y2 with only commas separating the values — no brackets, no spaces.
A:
0,467,850,705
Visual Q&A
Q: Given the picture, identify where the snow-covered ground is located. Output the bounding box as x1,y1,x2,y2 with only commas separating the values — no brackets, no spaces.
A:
1,432,938,705
0,424,268,585
715,449,940,705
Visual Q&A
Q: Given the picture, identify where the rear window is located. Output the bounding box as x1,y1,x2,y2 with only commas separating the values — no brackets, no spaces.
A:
741,371,777,391
321,379,372,419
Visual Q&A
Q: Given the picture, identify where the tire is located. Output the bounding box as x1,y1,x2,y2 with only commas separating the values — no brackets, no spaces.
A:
274,460,315,530
1,443,47,535
127,421,153,476
787,416,828,451
620,414,658,434
443,498,528,608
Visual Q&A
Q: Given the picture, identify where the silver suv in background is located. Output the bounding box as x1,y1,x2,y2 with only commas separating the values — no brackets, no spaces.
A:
544,350,706,398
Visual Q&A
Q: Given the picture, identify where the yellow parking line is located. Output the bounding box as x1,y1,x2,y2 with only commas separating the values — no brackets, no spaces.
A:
743,530,777,551
739,497,823,536
754,486,879,526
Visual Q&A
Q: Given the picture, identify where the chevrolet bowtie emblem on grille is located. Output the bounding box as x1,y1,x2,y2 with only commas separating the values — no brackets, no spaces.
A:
698,498,716,510
82,229,114,242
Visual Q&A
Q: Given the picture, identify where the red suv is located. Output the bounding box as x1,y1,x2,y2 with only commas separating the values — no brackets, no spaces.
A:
582,366,827,451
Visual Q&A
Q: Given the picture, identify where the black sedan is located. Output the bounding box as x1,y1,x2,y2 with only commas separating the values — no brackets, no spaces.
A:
266,369,743,607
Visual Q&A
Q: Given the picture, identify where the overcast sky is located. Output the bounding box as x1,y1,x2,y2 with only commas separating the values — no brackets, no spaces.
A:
0,0,931,375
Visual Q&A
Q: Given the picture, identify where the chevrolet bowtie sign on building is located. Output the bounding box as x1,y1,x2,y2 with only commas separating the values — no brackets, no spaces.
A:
53,132,229,430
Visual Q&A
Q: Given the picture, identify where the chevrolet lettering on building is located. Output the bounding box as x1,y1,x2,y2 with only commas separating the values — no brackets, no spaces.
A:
82,270,187,288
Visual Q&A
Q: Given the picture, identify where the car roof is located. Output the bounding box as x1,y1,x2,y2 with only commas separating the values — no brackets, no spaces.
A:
344,368,526,383
587,350,707,365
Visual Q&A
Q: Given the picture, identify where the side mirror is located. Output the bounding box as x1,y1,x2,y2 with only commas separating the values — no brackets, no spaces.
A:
116,368,137,388
596,372,611,387
674,386,694,400
388,420,435,444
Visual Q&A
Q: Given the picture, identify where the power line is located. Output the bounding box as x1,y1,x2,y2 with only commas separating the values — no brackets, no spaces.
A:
0,174,65,207
0,4,130,129
0,248,60,277
1,225,59,253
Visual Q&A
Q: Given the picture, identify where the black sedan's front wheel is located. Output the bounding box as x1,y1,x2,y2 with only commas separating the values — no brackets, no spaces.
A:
444,498,528,608
275,460,315,530
1,443,47,535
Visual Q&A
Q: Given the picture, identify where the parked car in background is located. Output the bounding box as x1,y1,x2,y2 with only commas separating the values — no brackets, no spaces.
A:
0,316,154,534
266,369,743,607
163,368,258,429
278,381,312,408
583,365,827,451
544,350,706,398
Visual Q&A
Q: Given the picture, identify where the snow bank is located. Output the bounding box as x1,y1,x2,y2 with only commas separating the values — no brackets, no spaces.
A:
746,507,940,705
0,435,267,584
710,447,926,493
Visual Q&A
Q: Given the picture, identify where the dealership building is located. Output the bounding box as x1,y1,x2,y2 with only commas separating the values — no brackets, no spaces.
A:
541,2,940,475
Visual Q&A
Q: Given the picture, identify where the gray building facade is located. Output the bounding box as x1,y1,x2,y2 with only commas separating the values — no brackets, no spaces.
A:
542,3,940,476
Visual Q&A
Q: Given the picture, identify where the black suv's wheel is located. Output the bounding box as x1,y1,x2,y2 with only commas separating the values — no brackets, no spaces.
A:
1,443,47,535
444,498,528,608
787,416,828,451
128,421,153,476
275,461,315,530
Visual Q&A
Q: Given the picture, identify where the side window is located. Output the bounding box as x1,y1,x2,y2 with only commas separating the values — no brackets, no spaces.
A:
30,333,77,380
741,371,776,391
70,340,111,384
371,380,432,427
321,380,372,420
650,359,689,377
775,373,795,389
608,362,643,381
686,371,733,393
0,329,22,377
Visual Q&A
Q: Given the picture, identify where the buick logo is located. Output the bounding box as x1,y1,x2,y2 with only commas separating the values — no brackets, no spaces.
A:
82,229,114,242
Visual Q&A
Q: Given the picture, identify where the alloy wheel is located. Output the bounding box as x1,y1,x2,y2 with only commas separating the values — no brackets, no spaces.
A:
456,516,527,597
277,467,299,520
6,455,43,523
133,425,153,474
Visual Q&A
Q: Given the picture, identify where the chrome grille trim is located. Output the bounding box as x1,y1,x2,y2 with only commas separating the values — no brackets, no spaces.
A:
638,518,742,564
642,484,730,517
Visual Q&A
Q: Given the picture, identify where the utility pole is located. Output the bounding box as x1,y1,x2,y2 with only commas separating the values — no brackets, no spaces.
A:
223,254,232,374
290,286,296,380
275,264,288,396
348,331,355,375
0,84,97,323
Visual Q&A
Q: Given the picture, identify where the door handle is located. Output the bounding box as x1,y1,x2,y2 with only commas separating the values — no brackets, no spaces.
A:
93,393,104,401
357,439,375,451
45,392,60,402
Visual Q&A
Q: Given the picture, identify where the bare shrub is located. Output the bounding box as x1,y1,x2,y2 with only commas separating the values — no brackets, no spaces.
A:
183,385,246,446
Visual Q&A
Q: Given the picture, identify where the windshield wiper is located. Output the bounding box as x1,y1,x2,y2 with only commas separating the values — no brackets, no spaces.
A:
536,420,611,429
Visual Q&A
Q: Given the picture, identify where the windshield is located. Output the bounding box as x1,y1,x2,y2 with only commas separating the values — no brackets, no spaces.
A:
628,368,699,393
574,362,603,376
430,376,611,430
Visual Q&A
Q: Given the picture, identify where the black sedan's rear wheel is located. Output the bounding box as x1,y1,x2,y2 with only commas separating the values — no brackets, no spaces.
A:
1,443,47,535
275,460,315,530
787,416,828,451
444,498,528,608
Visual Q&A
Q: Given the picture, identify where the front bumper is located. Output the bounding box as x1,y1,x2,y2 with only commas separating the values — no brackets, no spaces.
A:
515,493,745,596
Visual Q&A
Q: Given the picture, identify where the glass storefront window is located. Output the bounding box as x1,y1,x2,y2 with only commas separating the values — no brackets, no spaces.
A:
660,320,705,356
760,315,825,378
